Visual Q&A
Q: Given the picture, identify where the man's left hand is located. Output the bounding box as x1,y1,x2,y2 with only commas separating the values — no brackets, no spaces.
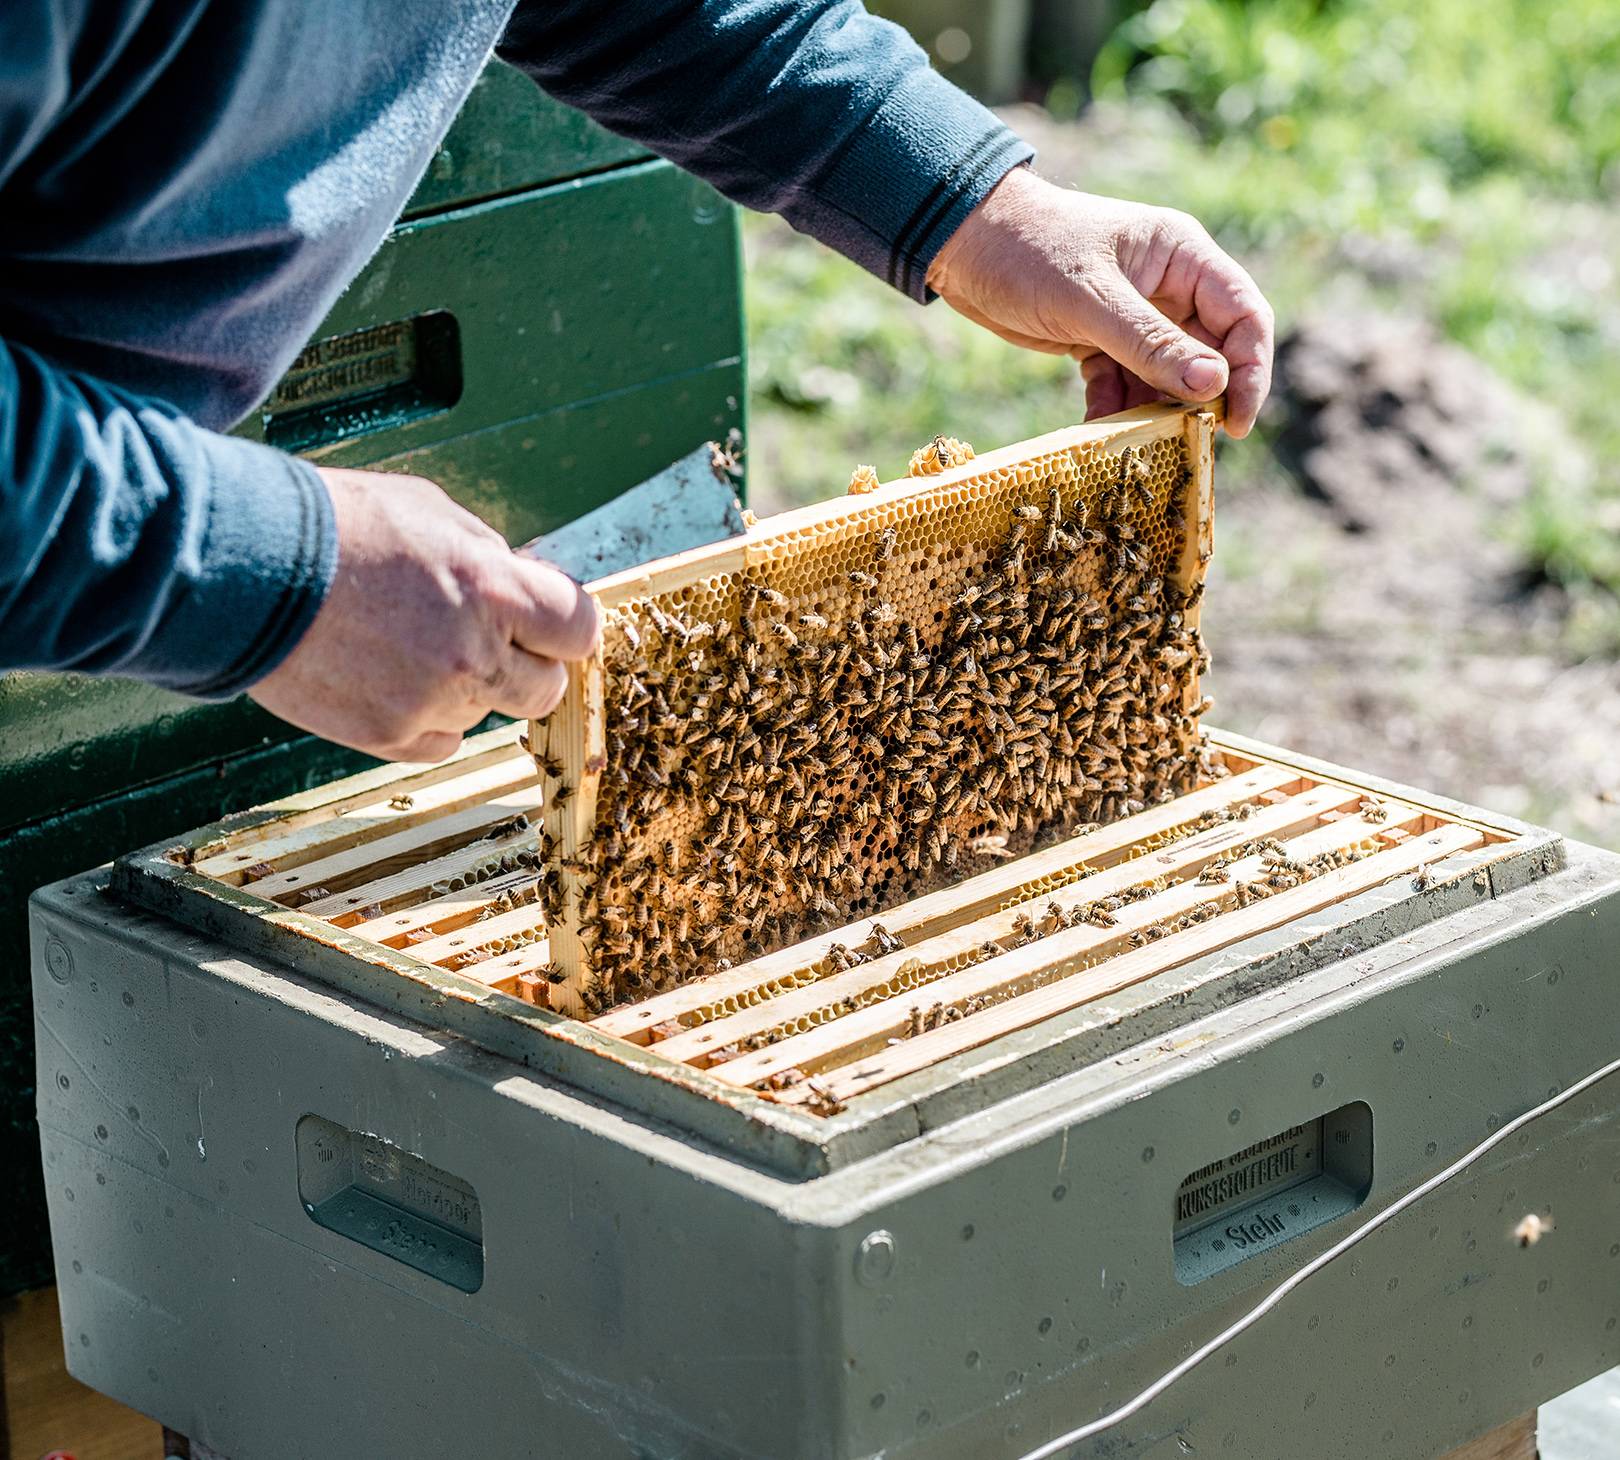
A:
926,166,1273,437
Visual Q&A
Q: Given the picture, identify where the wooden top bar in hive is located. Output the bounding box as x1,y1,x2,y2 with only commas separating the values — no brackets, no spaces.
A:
111,721,1542,1167
534,402,1220,1016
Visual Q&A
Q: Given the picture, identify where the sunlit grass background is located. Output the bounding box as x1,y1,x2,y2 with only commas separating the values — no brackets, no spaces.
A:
745,0,1620,613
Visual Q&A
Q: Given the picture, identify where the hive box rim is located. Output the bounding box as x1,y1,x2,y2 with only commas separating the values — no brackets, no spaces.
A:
104,730,1560,1181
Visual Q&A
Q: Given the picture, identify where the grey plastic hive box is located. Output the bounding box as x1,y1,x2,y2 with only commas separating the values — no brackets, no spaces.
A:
30,737,1620,1460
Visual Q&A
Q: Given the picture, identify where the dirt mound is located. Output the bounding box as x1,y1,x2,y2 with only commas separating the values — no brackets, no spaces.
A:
1270,310,1532,531
1203,309,1618,847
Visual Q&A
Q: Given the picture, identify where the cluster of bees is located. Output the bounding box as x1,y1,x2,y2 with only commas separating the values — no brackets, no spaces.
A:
434,838,541,900
727,805,1395,1063
544,441,1216,1014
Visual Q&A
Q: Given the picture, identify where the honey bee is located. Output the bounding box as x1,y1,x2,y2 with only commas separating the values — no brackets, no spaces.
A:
877,526,897,562
849,570,879,589
857,922,897,957
799,613,829,630
771,622,798,648
1042,488,1062,548
1078,902,1116,928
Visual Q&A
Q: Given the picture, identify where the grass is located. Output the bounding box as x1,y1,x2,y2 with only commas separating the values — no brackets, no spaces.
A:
744,0,1620,618
743,215,1085,511
1091,0,1620,607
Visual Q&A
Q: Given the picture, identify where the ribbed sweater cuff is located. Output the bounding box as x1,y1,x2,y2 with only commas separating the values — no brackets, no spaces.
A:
139,434,337,700
787,66,1034,302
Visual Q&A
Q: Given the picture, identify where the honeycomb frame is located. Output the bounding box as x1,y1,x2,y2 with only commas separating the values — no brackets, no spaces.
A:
533,403,1220,1018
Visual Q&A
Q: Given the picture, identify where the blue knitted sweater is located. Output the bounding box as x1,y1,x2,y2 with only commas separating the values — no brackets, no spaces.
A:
0,0,1030,697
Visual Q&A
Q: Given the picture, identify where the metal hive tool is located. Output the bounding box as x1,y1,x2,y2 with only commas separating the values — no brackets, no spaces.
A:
535,402,1220,1017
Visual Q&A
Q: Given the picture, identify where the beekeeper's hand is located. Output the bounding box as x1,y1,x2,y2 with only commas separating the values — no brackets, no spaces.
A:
249,468,599,762
927,165,1273,438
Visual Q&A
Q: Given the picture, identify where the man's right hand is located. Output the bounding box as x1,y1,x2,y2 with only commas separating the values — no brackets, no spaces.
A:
248,468,600,763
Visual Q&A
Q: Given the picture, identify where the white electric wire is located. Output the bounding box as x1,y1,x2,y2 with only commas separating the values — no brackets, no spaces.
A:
1016,1050,1620,1460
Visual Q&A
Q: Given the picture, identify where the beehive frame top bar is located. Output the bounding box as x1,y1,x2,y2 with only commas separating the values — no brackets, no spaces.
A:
588,403,1214,612
109,725,1554,1179
533,402,1221,1017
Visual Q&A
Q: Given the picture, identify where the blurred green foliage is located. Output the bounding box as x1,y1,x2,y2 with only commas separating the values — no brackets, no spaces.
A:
744,216,1085,507
1097,0,1620,194
1094,0,1620,604
746,0,1620,612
